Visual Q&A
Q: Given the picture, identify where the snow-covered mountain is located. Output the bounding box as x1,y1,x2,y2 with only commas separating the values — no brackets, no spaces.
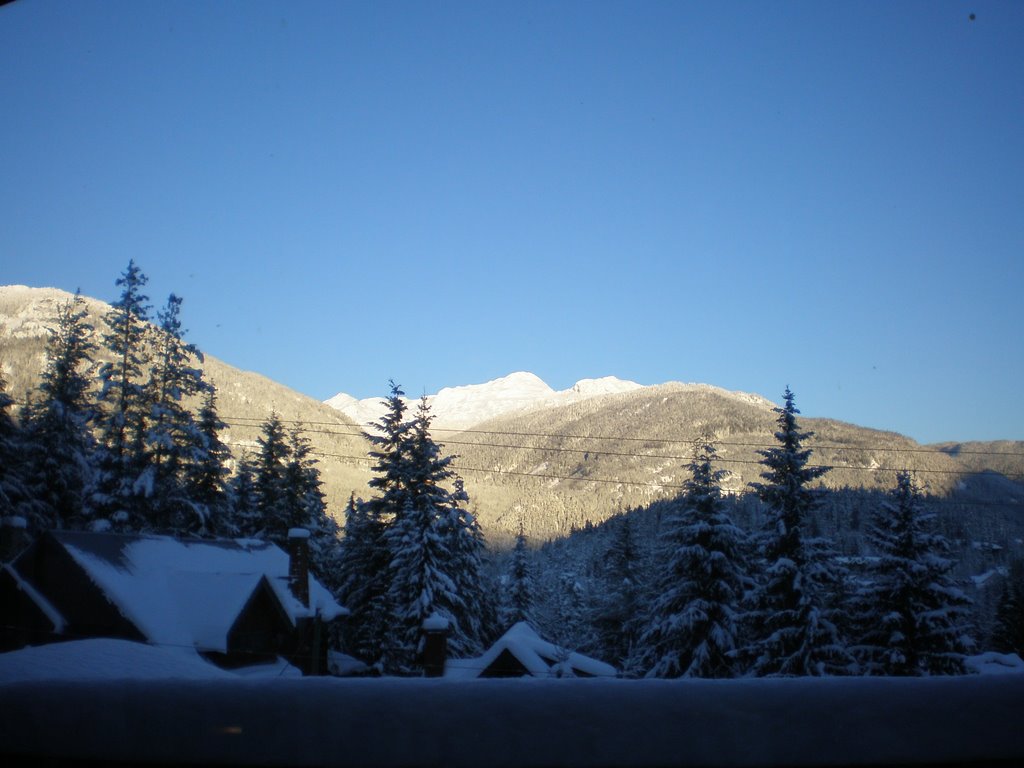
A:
324,371,781,432
325,371,646,430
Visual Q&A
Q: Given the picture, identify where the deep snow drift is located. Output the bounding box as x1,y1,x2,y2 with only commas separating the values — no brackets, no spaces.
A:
3,669,1023,766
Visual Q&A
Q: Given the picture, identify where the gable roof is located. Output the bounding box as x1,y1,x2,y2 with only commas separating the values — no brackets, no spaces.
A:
447,622,617,679
42,531,345,653
1,563,67,633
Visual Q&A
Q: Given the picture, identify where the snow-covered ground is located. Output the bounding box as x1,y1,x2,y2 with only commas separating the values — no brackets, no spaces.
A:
0,639,233,682
3,641,1023,767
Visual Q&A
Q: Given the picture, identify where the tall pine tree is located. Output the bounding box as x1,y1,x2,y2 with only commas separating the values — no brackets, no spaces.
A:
335,493,391,668
182,388,232,536
383,397,490,671
23,292,97,529
502,518,536,629
591,511,643,672
746,387,851,676
638,436,750,678
91,261,152,531
0,372,35,526
857,471,974,675
145,293,209,533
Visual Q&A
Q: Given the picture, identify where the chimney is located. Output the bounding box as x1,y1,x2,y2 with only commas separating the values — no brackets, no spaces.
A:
287,528,310,608
421,614,450,677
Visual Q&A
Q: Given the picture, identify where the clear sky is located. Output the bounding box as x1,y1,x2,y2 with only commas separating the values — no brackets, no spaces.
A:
2,0,1022,444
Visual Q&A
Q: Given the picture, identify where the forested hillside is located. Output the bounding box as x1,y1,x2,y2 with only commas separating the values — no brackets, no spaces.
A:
0,285,371,514
4,284,1023,545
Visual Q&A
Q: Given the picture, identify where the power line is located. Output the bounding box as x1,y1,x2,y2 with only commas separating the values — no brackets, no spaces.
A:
223,419,1024,481
308,450,1024,502
215,414,1024,460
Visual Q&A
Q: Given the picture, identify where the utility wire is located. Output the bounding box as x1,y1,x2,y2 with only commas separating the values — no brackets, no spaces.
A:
216,415,1024,459
223,419,1024,481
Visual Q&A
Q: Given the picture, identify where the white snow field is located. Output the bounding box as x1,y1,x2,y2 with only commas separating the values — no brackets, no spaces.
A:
2,659,1023,767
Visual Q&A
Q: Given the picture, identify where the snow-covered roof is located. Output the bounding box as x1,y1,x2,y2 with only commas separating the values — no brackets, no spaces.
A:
49,531,346,653
447,622,617,679
0,638,233,682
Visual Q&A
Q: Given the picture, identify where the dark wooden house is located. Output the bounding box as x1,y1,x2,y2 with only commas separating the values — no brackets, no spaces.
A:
0,529,345,675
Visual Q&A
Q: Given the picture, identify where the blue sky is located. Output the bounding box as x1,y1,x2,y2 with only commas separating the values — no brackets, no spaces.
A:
2,0,1022,444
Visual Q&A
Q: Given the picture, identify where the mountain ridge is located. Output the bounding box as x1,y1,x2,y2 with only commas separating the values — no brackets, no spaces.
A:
3,284,1022,543
325,371,776,432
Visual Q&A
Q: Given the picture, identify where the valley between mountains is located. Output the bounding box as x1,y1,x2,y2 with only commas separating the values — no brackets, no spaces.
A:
2,284,1022,544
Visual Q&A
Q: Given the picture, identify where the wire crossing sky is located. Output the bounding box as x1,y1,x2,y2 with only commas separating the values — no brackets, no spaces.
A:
2,1,1022,444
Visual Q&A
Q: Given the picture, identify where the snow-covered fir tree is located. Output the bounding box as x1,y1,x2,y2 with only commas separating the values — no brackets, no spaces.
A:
536,545,595,655
335,493,391,668
253,411,291,537
145,293,209,533
990,562,1024,657
182,388,232,536
225,451,260,537
383,397,490,671
344,383,416,670
856,471,974,675
0,373,35,524
637,436,750,678
281,426,325,534
91,260,153,531
590,511,643,672
22,292,97,529
284,424,341,585
746,387,852,676
502,518,536,629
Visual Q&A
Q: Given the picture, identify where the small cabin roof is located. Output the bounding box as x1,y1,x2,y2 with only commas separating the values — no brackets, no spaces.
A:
40,530,346,653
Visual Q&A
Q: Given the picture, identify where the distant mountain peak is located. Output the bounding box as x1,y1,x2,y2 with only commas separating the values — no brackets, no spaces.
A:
327,371,648,431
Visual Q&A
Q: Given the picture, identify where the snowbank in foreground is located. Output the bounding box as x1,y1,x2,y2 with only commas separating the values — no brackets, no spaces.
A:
0,639,233,682
2,674,1023,767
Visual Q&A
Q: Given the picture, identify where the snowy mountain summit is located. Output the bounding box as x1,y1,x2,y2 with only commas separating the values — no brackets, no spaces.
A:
326,372,643,431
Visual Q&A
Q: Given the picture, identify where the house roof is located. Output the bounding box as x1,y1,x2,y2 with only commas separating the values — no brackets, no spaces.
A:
1,563,67,633
45,530,346,653
447,621,617,679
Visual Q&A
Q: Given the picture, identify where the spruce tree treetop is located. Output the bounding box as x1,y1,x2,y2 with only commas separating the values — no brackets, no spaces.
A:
24,292,98,529
638,435,749,678
92,261,153,532
859,471,974,675
746,388,851,677
751,386,829,563
364,381,415,523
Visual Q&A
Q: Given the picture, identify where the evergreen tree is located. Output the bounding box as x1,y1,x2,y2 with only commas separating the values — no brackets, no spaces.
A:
91,261,152,531
22,292,97,529
345,383,415,670
225,451,260,537
503,518,536,629
857,471,974,675
383,397,490,671
145,293,209,533
284,424,341,583
335,493,391,667
591,511,643,671
363,382,416,527
183,388,232,536
253,411,291,537
638,436,750,678
990,563,1024,657
746,387,852,676
0,373,35,525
